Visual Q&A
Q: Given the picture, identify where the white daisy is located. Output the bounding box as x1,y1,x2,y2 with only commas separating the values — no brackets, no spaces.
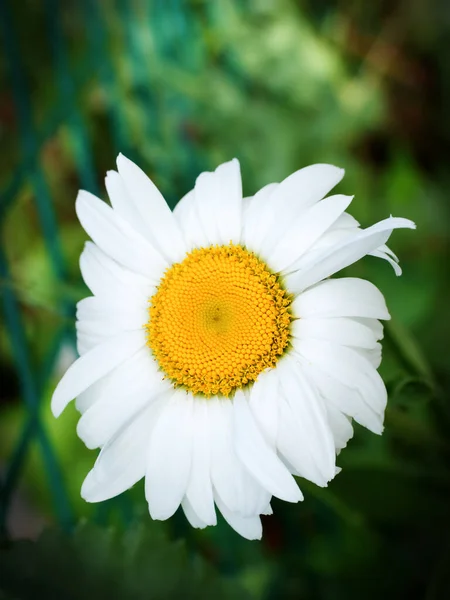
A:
52,155,415,540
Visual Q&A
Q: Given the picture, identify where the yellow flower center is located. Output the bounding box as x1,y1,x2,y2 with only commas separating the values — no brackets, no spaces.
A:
146,244,292,397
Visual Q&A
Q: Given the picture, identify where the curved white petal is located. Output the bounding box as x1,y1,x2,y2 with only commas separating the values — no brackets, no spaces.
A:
192,158,242,246
370,248,402,275
295,340,386,433
173,189,194,221
242,183,278,250
208,397,270,517
75,375,110,414
214,493,262,541
357,343,382,369
185,399,217,526
52,330,146,417
116,154,187,263
353,317,384,341
77,330,104,356
291,317,380,349
241,195,253,220
269,194,354,273
81,398,164,502
325,403,354,452
181,496,209,529
291,278,390,320
208,398,242,513
233,391,303,503
76,190,167,282
76,291,148,355
76,296,148,335
105,169,152,242
145,392,194,520
276,356,336,486
76,317,141,346
299,341,387,413
80,241,153,299
248,368,279,447
76,348,169,449
305,360,383,434
318,212,403,275
239,468,272,518
246,164,344,255
286,217,415,293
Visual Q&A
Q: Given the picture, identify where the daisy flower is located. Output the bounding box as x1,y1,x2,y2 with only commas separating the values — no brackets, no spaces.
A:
52,155,415,540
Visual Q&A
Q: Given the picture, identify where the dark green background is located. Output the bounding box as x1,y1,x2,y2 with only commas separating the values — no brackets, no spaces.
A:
1,1,449,598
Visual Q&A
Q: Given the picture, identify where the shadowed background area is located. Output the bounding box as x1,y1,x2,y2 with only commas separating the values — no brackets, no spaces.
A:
1,0,449,598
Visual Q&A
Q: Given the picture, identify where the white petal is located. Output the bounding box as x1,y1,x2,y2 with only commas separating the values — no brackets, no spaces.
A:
246,164,344,255
239,467,272,517
185,399,217,526
76,302,148,349
276,356,336,485
173,190,195,231
76,295,148,332
80,241,153,299
325,404,354,452
173,189,194,221
291,278,390,320
105,169,151,241
241,195,253,220
116,154,187,263
173,189,211,251
291,317,380,349
75,375,109,414
305,361,383,434
233,391,302,503
357,343,382,369
248,368,279,446
76,348,169,449
51,330,146,417
214,159,243,244
208,398,242,513
81,398,164,502
370,248,402,275
75,293,148,355
333,212,360,229
295,340,386,433
269,194,354,273
193,158,242,245
319,212,404,275
214,493,262,541
76,190,167,282
77,330,104,357
353,317,384,341
181,497,209,529
242,183,278,250
285,217,415,293
208,397,269,517
145,392,194,520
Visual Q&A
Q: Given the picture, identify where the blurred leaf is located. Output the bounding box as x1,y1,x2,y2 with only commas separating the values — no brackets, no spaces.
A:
330,465,450,524
385,319,434,383
0,521,250,600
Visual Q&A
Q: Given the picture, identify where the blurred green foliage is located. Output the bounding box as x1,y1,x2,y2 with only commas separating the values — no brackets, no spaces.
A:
1,0,450,599
0,521,249,600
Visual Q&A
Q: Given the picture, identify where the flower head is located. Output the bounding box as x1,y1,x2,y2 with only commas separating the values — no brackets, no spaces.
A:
52,155,415,540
